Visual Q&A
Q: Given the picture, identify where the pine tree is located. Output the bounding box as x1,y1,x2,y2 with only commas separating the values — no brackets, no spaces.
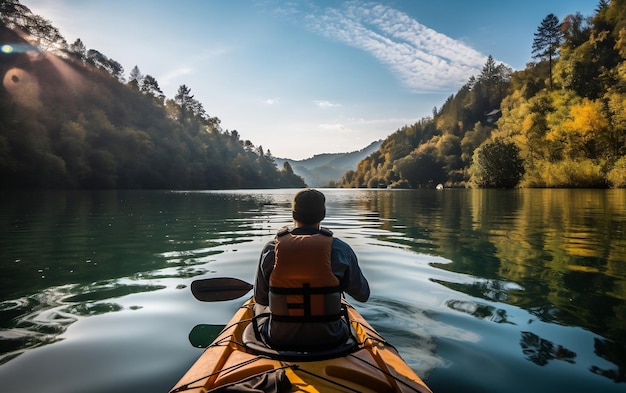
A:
174,84,194,124
68,38,86,61
532,14,563,89
128,65,143,90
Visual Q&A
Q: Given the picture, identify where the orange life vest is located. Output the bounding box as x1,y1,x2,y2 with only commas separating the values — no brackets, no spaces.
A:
269,228,342,322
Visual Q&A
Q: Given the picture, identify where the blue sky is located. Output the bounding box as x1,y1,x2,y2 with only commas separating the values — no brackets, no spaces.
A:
25,0,598,160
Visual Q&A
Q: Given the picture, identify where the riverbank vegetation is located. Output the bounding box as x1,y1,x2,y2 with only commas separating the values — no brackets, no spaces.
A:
1,0,625,189
334,0,626,189
0,1,305,189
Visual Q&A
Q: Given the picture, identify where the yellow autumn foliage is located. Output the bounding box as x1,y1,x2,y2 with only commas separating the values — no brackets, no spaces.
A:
562,99,609,139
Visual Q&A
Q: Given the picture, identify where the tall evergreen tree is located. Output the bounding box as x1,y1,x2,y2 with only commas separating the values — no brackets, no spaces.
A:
68,38,86,61
140,75,164,102
532,13,563,89
174,84,194,124
128,65,143,90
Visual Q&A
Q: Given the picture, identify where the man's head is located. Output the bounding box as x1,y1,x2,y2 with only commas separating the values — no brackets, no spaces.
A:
292,188,326,226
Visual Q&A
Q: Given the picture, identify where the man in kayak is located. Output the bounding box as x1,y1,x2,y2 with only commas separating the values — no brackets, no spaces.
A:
253,188,370,351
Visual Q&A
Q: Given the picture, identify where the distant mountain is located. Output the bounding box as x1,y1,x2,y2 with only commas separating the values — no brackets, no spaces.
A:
275,140,383,187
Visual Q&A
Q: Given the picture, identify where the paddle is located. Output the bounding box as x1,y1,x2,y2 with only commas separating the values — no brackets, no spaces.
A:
190,277,253,302
188,324,226,348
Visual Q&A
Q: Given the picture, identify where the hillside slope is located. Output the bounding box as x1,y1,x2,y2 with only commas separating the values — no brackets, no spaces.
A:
0,9,305,189
275,140,382,187
335,3,626,189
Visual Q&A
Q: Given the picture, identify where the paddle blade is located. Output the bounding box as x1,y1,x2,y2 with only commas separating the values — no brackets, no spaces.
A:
188,324,225,348
191,277,253,302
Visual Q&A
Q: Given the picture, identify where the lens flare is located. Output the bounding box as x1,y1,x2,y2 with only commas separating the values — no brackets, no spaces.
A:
3,67,41,109
1,43,41,54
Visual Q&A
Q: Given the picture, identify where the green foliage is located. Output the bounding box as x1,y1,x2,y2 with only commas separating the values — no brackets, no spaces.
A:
3,0,626,190
394,143,447,188
469,138,525,188
532,13,563,89
335,54,512,189
461,122,491,163
532,13,563,60
276,140,382,188
337,0,626,189
0,8,305,190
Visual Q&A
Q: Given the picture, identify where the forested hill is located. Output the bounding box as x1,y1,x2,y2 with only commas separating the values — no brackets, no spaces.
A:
0,1,305,189
336,0,626,189
3,1,626,190
274,140,382,187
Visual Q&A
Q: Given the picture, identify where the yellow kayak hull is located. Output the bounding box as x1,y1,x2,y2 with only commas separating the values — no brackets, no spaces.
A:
170,298,433,393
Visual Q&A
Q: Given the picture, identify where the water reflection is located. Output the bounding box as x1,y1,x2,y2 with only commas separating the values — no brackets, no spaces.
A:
432,277,523,304
63,283,165,303
445,299,512,324
1,288,73,364
520,331,576,366
354,188,626,390
359,297,446,375
0,294,71,364
1,189,625,393
0,190,284,366
591,338,626,383
361,189,626,345
0,278,166,364
0,190,278,300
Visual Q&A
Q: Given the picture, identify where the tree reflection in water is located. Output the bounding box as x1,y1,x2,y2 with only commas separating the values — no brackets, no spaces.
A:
0,280,165,364
590,338,626,383
520,331,576,366
445,299,512,324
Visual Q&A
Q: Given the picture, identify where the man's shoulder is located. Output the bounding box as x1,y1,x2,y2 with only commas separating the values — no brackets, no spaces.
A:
331,236,355,254
261,239,276,254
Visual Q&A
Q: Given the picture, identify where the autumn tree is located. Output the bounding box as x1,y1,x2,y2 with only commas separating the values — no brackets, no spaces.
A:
560,12,590,48
560,98,609,159
607,156,626,188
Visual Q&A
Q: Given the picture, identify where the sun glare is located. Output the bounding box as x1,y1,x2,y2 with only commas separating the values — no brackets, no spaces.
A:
1,44,13,54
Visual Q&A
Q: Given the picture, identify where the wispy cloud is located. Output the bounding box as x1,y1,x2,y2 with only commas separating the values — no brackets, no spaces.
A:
159,66,193,89
300,1,489,93
319,123,348,132
315,100,341,108
263,98,279,105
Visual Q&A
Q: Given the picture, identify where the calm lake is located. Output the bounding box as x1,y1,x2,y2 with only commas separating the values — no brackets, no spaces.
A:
1,188,625,393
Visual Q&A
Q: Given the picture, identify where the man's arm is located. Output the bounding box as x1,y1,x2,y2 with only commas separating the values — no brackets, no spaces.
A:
332,238,370,302
253,242,275,306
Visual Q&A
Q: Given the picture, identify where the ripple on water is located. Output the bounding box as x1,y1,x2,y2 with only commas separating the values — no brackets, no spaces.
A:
358,297,447,376
0,276,171,364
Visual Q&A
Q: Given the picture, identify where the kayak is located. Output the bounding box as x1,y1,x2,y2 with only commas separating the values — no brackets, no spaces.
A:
169,296,433,393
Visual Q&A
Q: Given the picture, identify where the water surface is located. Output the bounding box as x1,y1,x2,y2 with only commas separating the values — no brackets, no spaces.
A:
1,189,624,392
